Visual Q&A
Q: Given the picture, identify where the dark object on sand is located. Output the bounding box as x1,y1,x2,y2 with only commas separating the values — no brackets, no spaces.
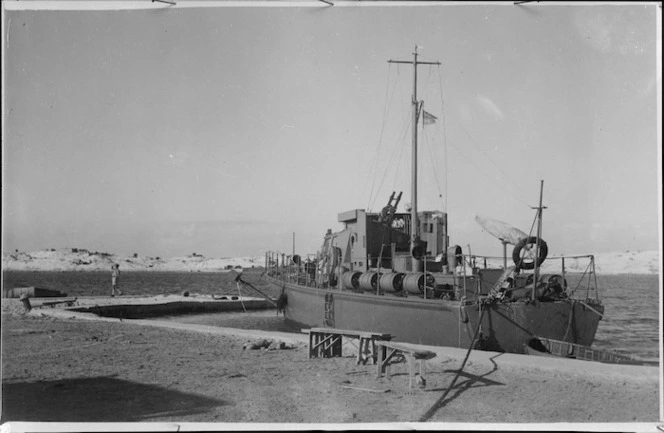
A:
3,287,67,299
19,294,32,312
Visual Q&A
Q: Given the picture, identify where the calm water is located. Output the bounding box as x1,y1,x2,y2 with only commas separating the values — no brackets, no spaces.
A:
2,271,660,361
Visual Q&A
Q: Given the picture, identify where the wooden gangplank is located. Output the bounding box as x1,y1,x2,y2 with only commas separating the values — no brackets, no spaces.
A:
531,336,653,365
375,341,437,393
38,297,78,308
304,327,393,365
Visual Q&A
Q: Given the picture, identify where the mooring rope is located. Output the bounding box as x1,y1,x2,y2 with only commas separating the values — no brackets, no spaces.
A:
418,306,487,423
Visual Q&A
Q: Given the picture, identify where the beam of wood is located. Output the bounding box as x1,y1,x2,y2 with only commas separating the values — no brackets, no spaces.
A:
339,385,390,393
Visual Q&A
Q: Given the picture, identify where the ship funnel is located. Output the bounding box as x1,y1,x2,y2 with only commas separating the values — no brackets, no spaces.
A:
411,240,426,260
447,245,462,269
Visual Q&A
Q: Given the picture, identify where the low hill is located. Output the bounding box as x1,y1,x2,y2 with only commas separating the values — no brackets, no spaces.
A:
480,250,660,275
1,249,264,272
1,248,660,275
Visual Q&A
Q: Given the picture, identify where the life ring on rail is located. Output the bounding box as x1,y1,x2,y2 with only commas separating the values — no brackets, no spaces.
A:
512,236,548,270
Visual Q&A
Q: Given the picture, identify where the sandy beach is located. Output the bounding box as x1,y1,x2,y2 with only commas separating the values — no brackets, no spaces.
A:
1,298,660,427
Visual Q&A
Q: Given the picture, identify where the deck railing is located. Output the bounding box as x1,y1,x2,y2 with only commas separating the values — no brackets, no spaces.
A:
265,251,320,288
265,250,600,300
467,253,599,301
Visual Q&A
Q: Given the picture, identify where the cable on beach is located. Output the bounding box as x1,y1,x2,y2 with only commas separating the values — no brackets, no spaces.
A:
418,307,487,422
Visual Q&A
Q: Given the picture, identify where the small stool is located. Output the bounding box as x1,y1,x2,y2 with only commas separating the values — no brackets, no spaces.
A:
356,336,380,365
376,341,437,393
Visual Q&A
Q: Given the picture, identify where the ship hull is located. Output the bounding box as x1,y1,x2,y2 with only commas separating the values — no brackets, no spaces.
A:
271,277,603,354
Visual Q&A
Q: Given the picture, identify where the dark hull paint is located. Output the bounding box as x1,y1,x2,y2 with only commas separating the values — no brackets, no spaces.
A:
271,277,604,354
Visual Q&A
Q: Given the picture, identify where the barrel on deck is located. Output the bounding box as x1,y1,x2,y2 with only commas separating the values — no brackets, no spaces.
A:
341,271,362,290
379,272,405,292
402,272,436,294
358,271,379,291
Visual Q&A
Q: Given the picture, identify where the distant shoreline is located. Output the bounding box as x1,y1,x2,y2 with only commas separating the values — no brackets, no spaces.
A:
2,248,660,275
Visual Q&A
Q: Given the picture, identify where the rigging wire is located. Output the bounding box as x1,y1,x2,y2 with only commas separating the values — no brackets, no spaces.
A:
370,109,411,211
452,119,532,209
368,64,412,212
365,63,401,210
454,117,531,202
422,126,446,212
433,67,536,213
445,130,532,209
422,64,436,99
414,64,447,212
435,68,449,213
369,58,532,216
391,123,410,193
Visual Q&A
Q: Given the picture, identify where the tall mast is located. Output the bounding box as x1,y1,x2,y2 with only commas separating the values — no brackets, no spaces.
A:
531,180,546,299
388,47,441,258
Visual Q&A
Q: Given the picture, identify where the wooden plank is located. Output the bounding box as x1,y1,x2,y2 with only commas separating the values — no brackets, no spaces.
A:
375,341,437,360
339,385,390,393
39,298,77,307
312,334,336,351
309,327,392,339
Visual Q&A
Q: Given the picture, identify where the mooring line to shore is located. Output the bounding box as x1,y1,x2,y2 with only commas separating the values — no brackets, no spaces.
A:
418,307,487,422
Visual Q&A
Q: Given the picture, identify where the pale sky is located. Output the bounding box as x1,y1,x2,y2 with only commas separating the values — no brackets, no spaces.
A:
2,2,661,259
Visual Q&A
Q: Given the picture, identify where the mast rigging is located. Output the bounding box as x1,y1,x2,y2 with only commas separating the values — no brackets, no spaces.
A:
388,46,441,259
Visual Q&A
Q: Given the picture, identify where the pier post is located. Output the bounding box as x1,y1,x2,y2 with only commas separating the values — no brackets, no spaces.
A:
19,294,32,312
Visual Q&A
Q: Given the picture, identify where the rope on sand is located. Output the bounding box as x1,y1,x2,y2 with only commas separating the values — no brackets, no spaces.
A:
418,306,487,422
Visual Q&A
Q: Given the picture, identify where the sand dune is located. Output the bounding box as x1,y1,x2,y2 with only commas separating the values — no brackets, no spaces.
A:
1,248,660,274
1,249,264,272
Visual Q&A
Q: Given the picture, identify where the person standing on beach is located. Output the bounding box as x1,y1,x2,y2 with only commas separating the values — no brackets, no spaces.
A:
111,264,123,297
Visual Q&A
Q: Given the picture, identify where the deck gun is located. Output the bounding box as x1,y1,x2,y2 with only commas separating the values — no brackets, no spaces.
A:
376,191,402,227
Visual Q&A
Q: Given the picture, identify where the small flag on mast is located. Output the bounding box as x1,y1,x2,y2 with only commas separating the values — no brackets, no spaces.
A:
423,110,437,125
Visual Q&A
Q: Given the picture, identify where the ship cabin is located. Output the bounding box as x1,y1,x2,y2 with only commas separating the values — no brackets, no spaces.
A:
330,208,450,274
266,202,579,303
317,208,545,302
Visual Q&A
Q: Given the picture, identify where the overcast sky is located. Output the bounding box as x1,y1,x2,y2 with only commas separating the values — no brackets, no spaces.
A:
2,2,661,259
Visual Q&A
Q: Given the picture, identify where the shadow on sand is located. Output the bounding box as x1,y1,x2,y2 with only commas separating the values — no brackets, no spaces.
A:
1,375,226,422
418,353,504,422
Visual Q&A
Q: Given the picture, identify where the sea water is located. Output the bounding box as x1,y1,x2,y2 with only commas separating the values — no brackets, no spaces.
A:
590,274,660,362
2,271,660,361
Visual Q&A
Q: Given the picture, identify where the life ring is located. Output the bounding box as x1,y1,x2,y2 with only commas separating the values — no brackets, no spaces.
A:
512,236,548,270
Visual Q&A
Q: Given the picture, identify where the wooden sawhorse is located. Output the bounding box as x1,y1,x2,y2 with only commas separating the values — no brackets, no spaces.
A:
375,341,437,392
305,327,393,365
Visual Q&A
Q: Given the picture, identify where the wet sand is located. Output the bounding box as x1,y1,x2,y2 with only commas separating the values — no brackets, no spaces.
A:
1,297,660,427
